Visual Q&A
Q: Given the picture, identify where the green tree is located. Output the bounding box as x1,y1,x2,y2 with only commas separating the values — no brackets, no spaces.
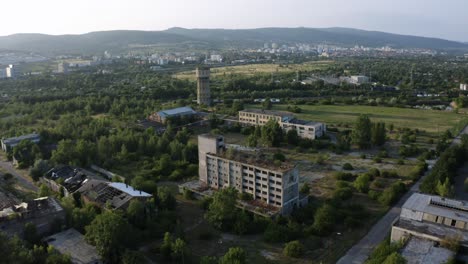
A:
160,232,172,260
157,186,176,210
312,204,335,235
205,187,238,230
283,240,305,258
219,247,246,264
171,238,187,262
352,115,372,149
85,211,130,263
262,98,272,110
126,200,146,229
371,122,387,146
261,119,283,147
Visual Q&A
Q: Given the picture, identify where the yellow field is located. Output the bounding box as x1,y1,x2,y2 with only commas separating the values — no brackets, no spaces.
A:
173,61,334,80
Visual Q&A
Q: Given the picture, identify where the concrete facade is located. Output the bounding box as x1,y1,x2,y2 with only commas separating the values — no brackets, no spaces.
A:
196,67,211,106
238,109,326,140
198,134,302,214
391,193,468,246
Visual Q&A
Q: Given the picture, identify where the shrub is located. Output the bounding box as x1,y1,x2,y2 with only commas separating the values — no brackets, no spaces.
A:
368,190,380,200
342,163,354,170
273,153,286,162
300,183,310,195
333,187,353,200
354,174,371,193
379,181,406,206
334,172,354,181
368,168,380,178
283,240,305,258
373,157,382,163
336,181,350,188
360,154,366,159
371,178,386,189
183,188,194,200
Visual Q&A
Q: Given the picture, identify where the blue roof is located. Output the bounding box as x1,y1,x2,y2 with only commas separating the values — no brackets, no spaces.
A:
157,106,196,118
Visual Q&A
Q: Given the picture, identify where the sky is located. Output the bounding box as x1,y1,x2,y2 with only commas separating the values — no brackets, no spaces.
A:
3,0,468,41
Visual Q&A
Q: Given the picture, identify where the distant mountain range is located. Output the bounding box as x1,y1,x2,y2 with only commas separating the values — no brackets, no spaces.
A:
0,27,467,55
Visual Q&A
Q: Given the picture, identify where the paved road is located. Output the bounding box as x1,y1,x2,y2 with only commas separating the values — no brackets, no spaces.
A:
0,160,38,192
337,126,468,264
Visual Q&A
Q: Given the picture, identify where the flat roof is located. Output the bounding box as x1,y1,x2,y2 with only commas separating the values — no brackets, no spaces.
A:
2,133,40,145
286,118,323,126
401,236,454,264
240,109,293,117
45,228,101,264
157,106,196,118
108,182,152,197
402,193,468,223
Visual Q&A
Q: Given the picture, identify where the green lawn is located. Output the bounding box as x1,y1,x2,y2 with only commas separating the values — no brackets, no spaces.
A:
255,104,464,134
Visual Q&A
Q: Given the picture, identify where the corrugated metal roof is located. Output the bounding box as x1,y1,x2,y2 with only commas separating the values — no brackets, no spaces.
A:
157,106,196,118
403,193,468,222
109,182,152,197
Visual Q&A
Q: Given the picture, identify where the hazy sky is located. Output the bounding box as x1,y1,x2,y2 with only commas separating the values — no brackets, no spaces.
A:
3,0,468,41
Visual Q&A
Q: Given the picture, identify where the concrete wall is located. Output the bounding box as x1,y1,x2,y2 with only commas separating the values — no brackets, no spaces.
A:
391,225,442,244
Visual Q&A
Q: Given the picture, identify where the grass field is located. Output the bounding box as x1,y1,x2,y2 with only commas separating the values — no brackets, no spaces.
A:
173,61,334,80
252,104,464,134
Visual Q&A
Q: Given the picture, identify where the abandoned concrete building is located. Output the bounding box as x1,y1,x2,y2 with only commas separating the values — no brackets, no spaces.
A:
148,106,197,124
0,197,65,237
76,179,152,210
45,228,102,264
183,134,307,215
1,133,41,152
391,193,468,263
41,166,90,197
238,109,326,140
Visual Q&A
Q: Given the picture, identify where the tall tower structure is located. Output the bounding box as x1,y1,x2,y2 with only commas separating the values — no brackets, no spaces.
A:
196,66,211,106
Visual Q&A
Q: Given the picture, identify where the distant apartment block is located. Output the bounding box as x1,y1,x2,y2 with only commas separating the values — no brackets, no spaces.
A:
197,134,306,215
391,193,468,254
460,83,467,91
238,109,326,140
5,64,16,78
1,133,40,152
76,180,152,210
57,62,69,73
148,106,197,124
350,75,369,84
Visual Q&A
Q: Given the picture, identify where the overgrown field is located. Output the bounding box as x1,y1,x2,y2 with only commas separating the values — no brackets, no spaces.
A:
174,61,334,80
251,104,464,134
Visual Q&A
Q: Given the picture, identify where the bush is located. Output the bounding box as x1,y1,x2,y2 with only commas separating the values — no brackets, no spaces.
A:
360,154,366,159
336,181,350,188
283,240,305,258
371,178,386,189
342,163,354,170
368,168,380,178
300,183,310,195
334,172,354,181
373,157,382,163
368,190,380,200
379,181,406,206
354,174,371,193
333,187,353,200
